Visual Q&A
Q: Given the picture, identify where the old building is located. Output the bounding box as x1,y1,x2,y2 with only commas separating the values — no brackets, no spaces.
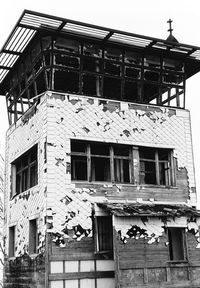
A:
1,10,200,288
0,154,4,287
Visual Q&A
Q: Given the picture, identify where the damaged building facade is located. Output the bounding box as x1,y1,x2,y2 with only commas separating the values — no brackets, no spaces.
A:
1,10,200,287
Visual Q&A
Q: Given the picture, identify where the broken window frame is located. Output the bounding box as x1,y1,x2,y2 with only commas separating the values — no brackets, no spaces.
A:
95,216,113,254
5,34,186,125
71,140,132,183
139,147,174,186
11,145,38,197
167,227,187,262
71,141,175,187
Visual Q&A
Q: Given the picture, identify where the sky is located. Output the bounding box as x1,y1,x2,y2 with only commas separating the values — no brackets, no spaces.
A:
0,0,200,202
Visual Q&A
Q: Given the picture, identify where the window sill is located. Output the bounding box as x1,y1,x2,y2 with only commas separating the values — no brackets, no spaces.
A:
10,184,39,201
72,180,177,189
167,260,188,266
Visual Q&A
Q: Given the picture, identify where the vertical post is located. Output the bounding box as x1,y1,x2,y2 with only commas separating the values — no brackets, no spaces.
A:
155,150,160,185
132,146,139,185
170,151,176,187
110,145,114,183
87,143,91,182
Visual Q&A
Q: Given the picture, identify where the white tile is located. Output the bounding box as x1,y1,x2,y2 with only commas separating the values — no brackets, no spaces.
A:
80,260,95,272
80,278,95,288
97,278,115,288
50,280,63,288
65,279,78,288
50,261,63,273
65,260,79,273
96,260,114,271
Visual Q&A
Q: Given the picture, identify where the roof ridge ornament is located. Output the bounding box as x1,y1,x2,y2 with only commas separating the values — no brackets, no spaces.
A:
167,18,173,36
166,18,179,43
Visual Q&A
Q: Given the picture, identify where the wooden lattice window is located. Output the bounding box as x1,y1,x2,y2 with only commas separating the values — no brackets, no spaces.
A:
11,145,38,197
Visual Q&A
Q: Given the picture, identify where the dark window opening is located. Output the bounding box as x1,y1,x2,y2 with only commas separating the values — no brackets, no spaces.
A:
143,83,159,103
83,43,102,57
12,145,38,196
54,69,79,93
104,76,121,99
104,61,121,76
82,74,101,96
28,83,36,99
139,147,172,186
125,66,140,78
44,52,51,66
124,80,138,101
54,38,80,53
9,226,15,258
91,142,110,155
125,51,141,65
168,228,186,261
71,140,131,183
83,57,101,73
114,159,130,183
55,54,79,69
91,157,110,182
104,47,122,61
71,155,87,181
29,219,38,254
144,70,160,82
36,72,46,95
96,216,113,252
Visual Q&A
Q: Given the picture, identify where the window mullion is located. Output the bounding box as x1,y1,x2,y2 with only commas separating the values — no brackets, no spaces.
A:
110,145,114,183
155,150,160,185
87,144,91,182
132,146,139,185
170,150,176,186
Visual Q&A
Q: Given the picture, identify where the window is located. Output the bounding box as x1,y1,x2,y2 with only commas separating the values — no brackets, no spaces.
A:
29,219,38,254
9,226,15,258
168,228,186,261
96,216,113,252
71,141,131,183
71,141,174,186
11,145,38,196
139,147,173,185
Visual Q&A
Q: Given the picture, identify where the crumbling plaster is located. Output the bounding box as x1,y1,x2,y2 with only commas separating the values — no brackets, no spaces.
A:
4,97,47,257
4,92,197,257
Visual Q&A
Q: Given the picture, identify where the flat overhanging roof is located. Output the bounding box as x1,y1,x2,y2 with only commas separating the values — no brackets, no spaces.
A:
98,203,200,217
1,10,200,87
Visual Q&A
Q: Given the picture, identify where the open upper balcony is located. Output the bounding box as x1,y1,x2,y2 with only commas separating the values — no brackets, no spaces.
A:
1,10,200,124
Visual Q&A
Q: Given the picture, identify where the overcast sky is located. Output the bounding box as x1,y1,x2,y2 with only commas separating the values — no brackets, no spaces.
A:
0,0,200,201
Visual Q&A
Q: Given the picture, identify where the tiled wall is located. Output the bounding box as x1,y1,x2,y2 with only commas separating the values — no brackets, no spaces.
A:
4,91,197,258
4,97,48,256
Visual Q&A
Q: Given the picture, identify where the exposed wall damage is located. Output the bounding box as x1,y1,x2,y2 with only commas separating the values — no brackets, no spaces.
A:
99,203,200,248
46,93,196,203
47,188,94,245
